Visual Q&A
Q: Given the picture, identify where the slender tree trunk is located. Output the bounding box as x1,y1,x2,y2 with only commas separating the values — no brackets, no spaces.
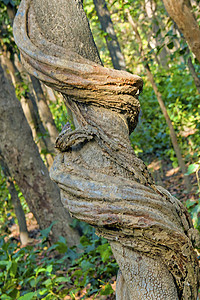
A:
162,0,200,63
0,51,55,168
2,2,56,159
0,153,29,245
187,55,200,93
172,22,200,94
93,0,126,70
43,85,57,103
145,0,169,68
1,4,56,168
0,63,80,246
30,75,59,143
127,11,192,192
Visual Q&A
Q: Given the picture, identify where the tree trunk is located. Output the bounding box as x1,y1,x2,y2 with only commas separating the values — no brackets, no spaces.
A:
162,0,200,63
2,0,57,163
187,55,200,93
14,56,55,167
0,51,55,168
0,63,80,246
127,11,192,193
172,23,200,94
13,0,199,298
30,75,59,143
93,0,126,70
0,153,29,245
144,0,169,68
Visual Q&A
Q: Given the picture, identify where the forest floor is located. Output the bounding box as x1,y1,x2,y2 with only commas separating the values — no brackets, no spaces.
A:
148,158,199,203
7,159,199,300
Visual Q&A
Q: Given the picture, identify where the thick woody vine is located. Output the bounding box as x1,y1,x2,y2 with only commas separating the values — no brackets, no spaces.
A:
13,0,199,299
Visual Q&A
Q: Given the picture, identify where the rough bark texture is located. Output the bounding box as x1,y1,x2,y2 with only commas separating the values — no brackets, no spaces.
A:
0,63,80,246
162,0,200,63
13,0,199,299
93,0,126,71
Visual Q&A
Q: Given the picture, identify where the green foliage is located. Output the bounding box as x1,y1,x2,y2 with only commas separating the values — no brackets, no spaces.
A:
1,0,20,6
0,169,13,233
15,82,30,100
0,1,19,54
0,165,29,235
185,161,200,230
130,62,200,167
48,97,69,133
0,222,118,299
84,0,113,67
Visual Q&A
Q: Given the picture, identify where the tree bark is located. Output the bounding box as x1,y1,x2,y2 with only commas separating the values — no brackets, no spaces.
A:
30,75,59,143
0,50,55,168
162,0,200,63
93,0,126,70
127,11,192,193
0,153,29,245
13,0,199,298
0,63,80,246
172,22,200,94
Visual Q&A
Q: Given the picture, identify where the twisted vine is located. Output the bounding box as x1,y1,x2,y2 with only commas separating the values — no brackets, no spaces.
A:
14,0,199,298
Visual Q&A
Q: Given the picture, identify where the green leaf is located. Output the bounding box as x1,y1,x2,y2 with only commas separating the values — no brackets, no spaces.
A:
0,261,9,267
46,265,53,274
185,199,196,209
18,292,36,300
80,260,94,272
80,236,91,246
100,283,114,296
97,243,112,262
9,261,17,277
55,276,71,283
1,295,13,300
40,221,57,239
43,278,52,287
186,164,199,175
38,288,48,296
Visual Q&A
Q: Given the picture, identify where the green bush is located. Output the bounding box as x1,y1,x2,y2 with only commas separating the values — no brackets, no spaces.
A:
0,222,118,299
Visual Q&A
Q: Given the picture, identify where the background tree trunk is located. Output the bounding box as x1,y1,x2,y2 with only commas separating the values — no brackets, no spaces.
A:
187,55,200,93
144,0,169,68
0,63,80,246
0,51,55,168
93,0,126,70
30,75,59,143
0,152,29,245
162,0,200,63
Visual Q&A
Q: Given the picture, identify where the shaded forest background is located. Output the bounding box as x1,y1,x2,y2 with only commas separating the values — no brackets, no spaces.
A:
0,0,200,299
